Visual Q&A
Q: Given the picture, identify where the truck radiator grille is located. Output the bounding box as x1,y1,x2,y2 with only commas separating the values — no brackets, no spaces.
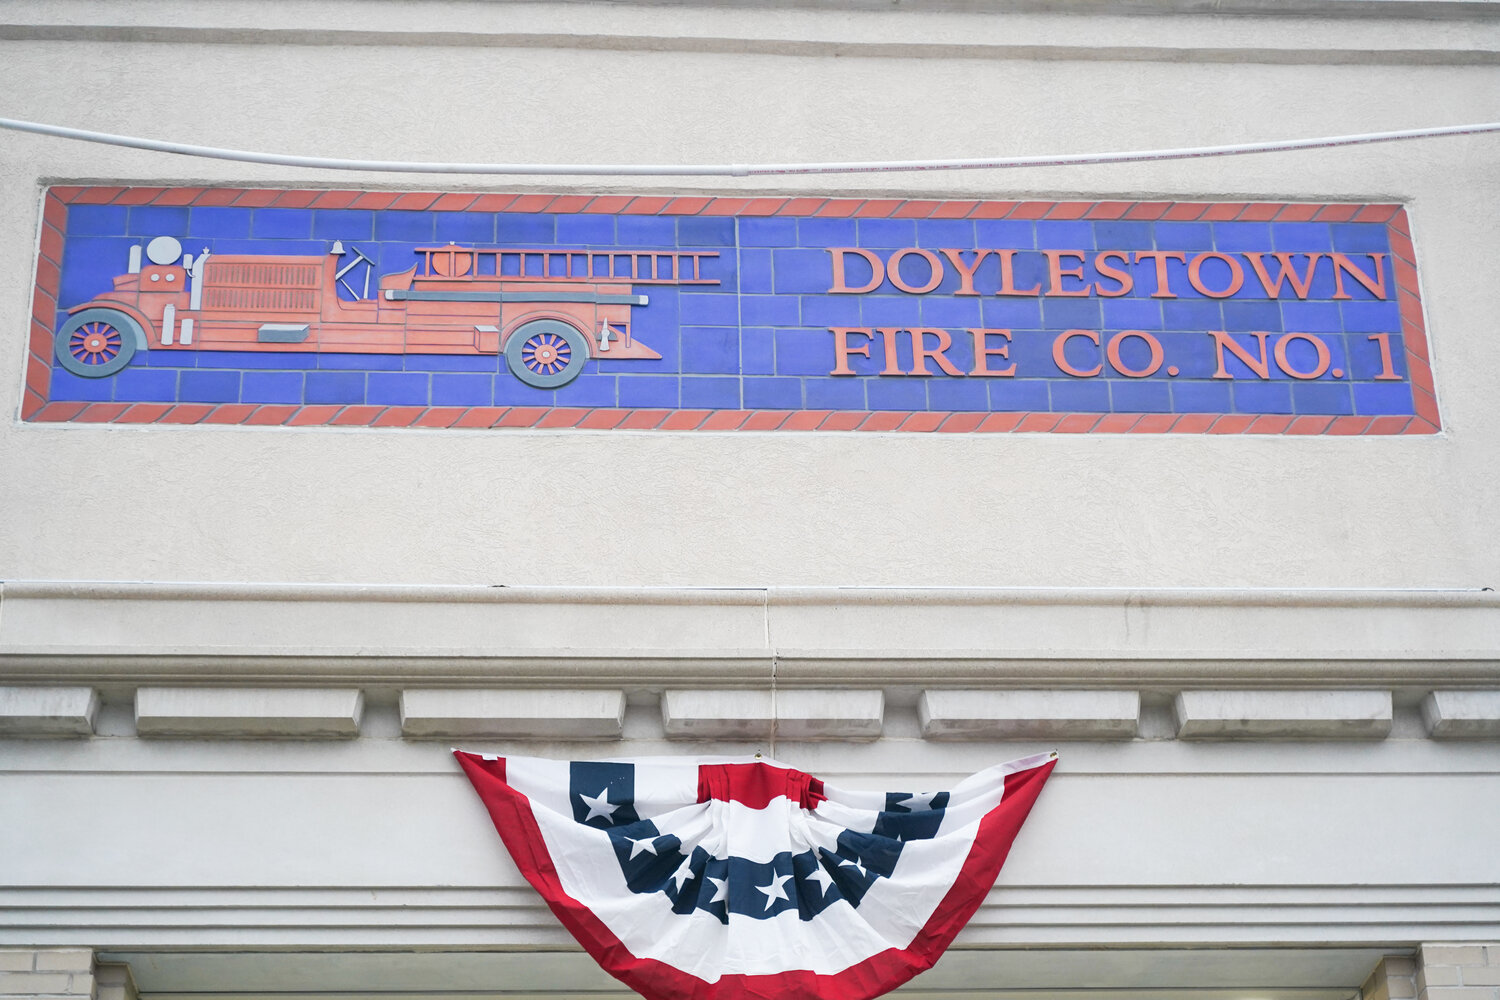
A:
202,262,321,312
202,287,318,311
208,263,321,287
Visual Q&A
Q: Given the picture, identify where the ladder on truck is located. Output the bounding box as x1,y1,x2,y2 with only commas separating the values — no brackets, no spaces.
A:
415,246,721,285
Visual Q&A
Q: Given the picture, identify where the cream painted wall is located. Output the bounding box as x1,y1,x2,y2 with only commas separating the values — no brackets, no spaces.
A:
0,2,1498,587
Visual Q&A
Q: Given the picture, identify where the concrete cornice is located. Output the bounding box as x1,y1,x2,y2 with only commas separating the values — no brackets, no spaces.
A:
3,0,1499,66
1,581,1495,688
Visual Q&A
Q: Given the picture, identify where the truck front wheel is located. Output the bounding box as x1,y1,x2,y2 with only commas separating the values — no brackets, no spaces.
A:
56,308,144,378
505,319,589,389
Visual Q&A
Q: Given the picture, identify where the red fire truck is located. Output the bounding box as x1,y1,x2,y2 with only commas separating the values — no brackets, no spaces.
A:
55,236,718,388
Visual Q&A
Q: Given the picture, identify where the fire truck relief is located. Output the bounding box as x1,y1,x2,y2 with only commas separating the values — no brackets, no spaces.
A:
56,236,712,388
25,187,1437,433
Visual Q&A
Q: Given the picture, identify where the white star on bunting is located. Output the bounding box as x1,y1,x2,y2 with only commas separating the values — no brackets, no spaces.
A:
670,859,696,890
803,862,836,897
578,788,620,823
839,856,868,878
706,875,730,904
625,835,659,859
756,873,793,911
892,791,936,812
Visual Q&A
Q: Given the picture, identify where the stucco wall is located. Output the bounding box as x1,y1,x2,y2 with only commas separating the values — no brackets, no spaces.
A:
1,1,1498,588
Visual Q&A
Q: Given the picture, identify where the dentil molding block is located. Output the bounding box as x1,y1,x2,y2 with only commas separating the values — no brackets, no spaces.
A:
400,688,626,739
919,689,1140,740
135,687,363,738
662,689,883,740
1174,689,1392,739
1421,690,1500,738
0,686,98,736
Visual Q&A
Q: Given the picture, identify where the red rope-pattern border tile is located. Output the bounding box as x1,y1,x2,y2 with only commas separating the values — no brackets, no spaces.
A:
22,188,1441,435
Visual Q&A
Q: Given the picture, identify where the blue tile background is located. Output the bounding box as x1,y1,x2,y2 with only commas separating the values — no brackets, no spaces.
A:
43,195,1416,417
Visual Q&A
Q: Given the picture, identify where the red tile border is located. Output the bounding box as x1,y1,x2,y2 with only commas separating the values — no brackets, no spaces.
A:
817,412,866,431
203,403,260,424
700,199,750,217
781,410,833,431
192,189,242,207
742,410,792,431
469,194,519,213
1017,413,1063,432
453,407,511,428
1129,414,1178,434
578,409,629,430
1327,416,1372,435
856,411,909,432
158,403,216,424
1045,203,1089,221
815,200,864,219
70,187,124,205
73,403,130,422
621,196,672,215
776,198,827,217
537,407,590,428
975,413,1025,433
619,409,671,430
245,405,298,426
581,196,634,215
1084,202,1130,220
1208,414,1256,434
659,410,710,430
1314,204,1359,222
373,406,426,427
1246,415,1295,434
699,410,753,430
432,193,479,213
32,401,89,421
663,197,712,216
1054,413,1102,433
116,403,174,423
287,405,342,426
231,189,281,208
547,196,593,215
936,412,985,433
23,188,1440,435
892,201,941,220
270,190,321,209
1161,204,1208,221
1008,203,1050,220
899,412,946,432
969,201,1017,220
331,405,386,426
112,188,166,206
1094,414,1141,433
415,407,467,428
497,406,549,427
1168,413,1216,433
1273,204,1319,223
1237,203,1282,222
310,190,361,209
1287,415,1335,435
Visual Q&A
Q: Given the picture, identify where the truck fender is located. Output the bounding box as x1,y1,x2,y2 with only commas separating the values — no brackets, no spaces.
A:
500,313,593,358
65,300,153,350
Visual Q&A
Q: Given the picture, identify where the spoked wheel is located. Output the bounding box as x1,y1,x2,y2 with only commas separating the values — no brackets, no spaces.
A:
55,308,144,378
504,319,589,389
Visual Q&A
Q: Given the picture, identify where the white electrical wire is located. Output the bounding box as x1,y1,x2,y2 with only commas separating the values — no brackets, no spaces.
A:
2,116,1498,176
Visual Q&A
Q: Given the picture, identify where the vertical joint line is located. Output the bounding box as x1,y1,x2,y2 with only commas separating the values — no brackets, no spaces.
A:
764,587,776,760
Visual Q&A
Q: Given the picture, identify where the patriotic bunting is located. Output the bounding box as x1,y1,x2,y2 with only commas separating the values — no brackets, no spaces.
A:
455,751,1056,1000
